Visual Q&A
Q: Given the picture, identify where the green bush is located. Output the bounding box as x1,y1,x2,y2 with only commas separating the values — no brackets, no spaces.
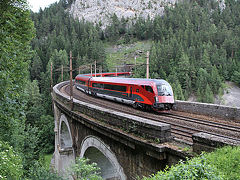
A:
143,146,240,180
0,141,23,179
68,157,103,180
27,161,65,180
142,156,223,180
204,146,240,180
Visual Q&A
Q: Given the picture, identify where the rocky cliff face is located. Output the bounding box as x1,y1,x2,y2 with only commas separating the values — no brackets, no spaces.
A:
69,0,177,28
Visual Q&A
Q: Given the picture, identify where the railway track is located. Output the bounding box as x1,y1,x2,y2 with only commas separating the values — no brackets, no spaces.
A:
160,113,240,142
164,113,240,133
61,85,240,145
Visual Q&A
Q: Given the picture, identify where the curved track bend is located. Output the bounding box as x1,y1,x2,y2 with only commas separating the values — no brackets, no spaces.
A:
61,84,240,145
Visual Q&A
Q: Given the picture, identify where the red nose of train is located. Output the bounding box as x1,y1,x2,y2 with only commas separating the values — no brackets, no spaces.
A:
153,95,174,110
158,96,174,103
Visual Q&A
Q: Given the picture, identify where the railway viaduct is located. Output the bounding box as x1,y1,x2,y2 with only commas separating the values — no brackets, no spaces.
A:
52,81,240,179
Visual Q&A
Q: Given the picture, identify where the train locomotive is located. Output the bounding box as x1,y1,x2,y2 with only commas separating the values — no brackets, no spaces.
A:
75,73,174,111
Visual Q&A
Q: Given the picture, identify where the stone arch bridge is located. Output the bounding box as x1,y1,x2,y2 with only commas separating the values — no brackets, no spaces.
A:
52,81,188,179
52,81,240,179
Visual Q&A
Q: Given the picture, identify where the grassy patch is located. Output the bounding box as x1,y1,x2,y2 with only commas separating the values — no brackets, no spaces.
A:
105,40,152,71
42,154,53,169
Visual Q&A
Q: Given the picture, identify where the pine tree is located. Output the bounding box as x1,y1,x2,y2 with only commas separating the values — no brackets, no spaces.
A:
197,88,202,102
49,49,69,83
30,53,43,81
200,49,212,73
210,66,222,94
231,71,240,86
196,68,210,101
203,84,214,103
175,83,185,100
177,52,191,98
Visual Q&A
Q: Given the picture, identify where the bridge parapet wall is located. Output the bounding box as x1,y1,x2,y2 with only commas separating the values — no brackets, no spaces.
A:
192,132,240,154
174,100,240,121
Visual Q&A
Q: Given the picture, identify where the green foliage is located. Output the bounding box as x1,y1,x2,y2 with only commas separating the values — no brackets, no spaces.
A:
0,4,38,174
49,49,69,84
37,115,55,154
28,161,65,180
25,80,46,125
204,146,240,180
0,140,23,179
210,66,222,94
0,0,55,177
174,83,185,101
0,0,34,147
42,154,54,169
30,1,106,119
31,0,240,105
68,157,103,180
105,14,121,42
231,71,240,86
143,146,240,180
203,84,214,103
22,125,40,173
108,0,239,102
105,41,151,71
24,80,54,154
142,156,223,180
31,52,43,81
31,1,105,76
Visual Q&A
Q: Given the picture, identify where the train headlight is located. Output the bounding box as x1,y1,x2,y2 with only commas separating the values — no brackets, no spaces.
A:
155,96,159,103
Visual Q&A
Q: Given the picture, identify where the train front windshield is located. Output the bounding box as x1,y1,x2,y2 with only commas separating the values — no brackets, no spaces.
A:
157,84,173,96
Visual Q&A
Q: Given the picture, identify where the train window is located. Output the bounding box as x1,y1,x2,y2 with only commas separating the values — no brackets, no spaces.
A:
157,84,173,96
77,80,85,85
145,86,153,93
104,84,126,92
136,89,139,93
104,84,112,90
141,85,144,89
116,85,127,92
92,83,103,88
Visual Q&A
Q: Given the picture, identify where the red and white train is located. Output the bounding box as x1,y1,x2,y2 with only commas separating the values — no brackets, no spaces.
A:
75,72,174,111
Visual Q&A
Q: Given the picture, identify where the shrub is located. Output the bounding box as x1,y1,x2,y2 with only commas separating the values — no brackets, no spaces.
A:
27,161,65,180
143,146,240,180
204,146,240,180
142,156,223,180
0,141,23,179
68,157,103,180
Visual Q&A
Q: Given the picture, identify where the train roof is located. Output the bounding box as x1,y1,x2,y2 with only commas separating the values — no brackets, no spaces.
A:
75,74,170,86
80,72,131,77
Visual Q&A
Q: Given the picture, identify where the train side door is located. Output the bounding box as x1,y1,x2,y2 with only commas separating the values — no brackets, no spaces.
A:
129,86,133,99
130,87,133,97
87,78,91,94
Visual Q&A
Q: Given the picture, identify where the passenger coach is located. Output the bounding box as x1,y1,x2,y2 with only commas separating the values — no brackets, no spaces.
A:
75,74,174,111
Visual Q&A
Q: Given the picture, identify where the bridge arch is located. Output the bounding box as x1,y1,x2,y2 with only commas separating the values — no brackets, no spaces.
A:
80,136,126,180
59,114,73,149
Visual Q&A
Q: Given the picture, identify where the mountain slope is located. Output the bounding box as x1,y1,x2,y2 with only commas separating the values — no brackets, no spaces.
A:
69,0,176,28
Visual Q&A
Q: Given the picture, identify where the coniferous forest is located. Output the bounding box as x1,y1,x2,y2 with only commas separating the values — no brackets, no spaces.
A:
30,0,240,104
0,0,240,179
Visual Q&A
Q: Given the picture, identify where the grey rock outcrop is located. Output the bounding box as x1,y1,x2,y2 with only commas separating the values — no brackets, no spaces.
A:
68,0,177,28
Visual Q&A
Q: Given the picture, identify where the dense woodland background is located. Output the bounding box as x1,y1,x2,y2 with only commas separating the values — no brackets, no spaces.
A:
0,0,240,178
